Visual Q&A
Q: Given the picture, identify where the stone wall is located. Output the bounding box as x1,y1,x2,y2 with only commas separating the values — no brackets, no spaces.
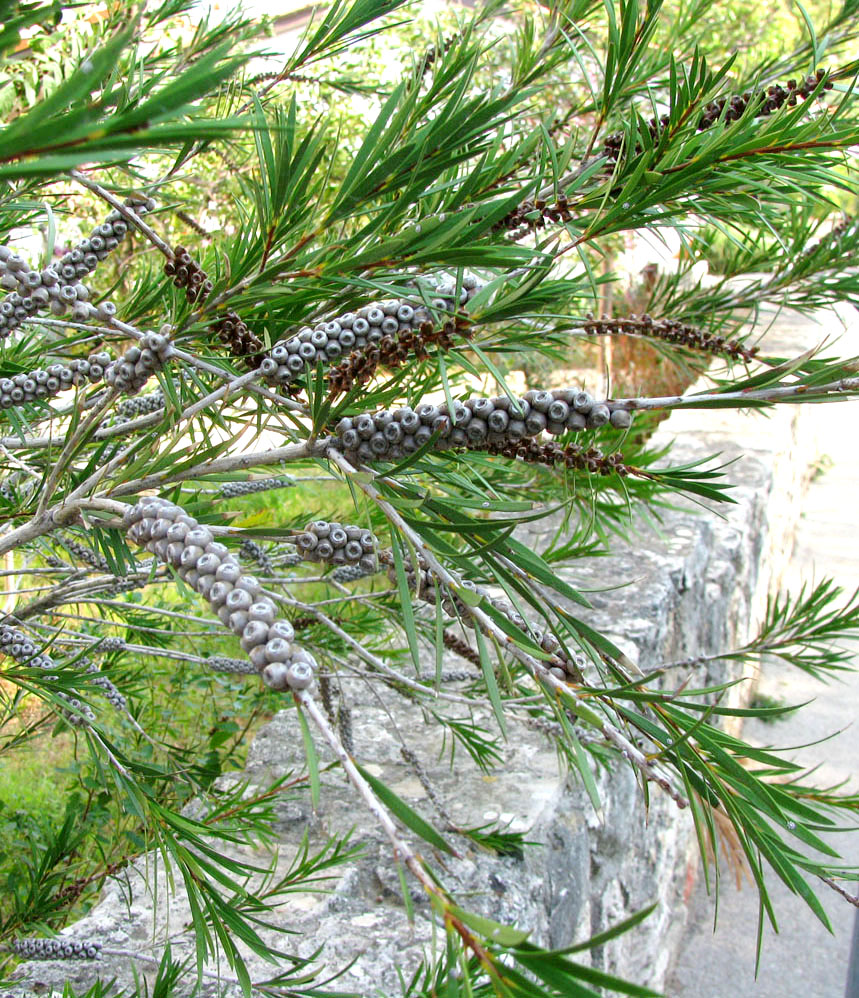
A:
11,305,848,998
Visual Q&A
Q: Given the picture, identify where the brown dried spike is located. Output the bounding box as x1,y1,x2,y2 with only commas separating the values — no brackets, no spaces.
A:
326,314,473,401
442,630,482,668
582,313,758,363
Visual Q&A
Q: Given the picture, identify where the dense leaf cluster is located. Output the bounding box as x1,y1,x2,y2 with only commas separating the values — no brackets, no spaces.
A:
0,0,857,996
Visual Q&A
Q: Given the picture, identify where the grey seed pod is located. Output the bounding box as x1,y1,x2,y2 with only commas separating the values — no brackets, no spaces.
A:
525,411,547,435
166,522,189,543
506,419,526,440
180,544,205,568
215,562,242,583
566,411,587,431
297,531,318,552
353,317,370,335
226,588,253,612
241,619,270,651
209,580,234,607
236,574,262,598
264,636,292,662
465,418,487,442
548,399,570,423
487,409,509,432
329,527,347,547
369,432,389,455
384,421,404,444
150,517,172,540
269,619,295,643
610,408,632,429
185,526,213,548
166,541,185,565
316,539,334,559
286,660,314,689
248,600,276,624
339,329,355,347
262,661,291,690
248,645,269,669
355,415,375,439
587,404,610,428
341,428,360,450
344,540,363,561
573,391,592,412
399,409,420,433
228,611,249,634
414,425,433,447
531,390,554,413
417,403,439,424
373,410,394,429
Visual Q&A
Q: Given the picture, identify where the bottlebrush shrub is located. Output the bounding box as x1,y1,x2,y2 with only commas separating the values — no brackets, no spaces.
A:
1,2,859,997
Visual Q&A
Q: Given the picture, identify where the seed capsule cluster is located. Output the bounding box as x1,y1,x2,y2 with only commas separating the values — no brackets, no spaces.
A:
11,937,102,961
100,637,127,652
338,704,354,756
295,520,377,574
329,388,633,464
0,624,95,724
220,476,295,498
442,630,481,668
257,278,480,390
0,248,107,337
0,351,111,409
104,329,174,395
61,536,110,572
240,538,273,575
480,436,633,477
213,310,263,362
164,245,212,303
495,192,574,239
327,308,473,397
582,313,759,362
699,69,833,130
57,196,155,287
604,69,834,162
117,389,165,419
123,497,317,691
331,562,375,583
804,215,857,259
103,576,149,597
206,655,260,675
83,661,127,711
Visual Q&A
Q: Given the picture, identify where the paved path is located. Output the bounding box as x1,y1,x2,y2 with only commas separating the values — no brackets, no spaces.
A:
667,362,859,997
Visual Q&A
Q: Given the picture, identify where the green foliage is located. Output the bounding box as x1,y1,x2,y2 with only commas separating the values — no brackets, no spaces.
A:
0,0,857,995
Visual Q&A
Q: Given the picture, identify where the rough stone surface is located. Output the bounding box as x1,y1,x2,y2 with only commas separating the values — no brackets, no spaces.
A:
9,305,849,996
